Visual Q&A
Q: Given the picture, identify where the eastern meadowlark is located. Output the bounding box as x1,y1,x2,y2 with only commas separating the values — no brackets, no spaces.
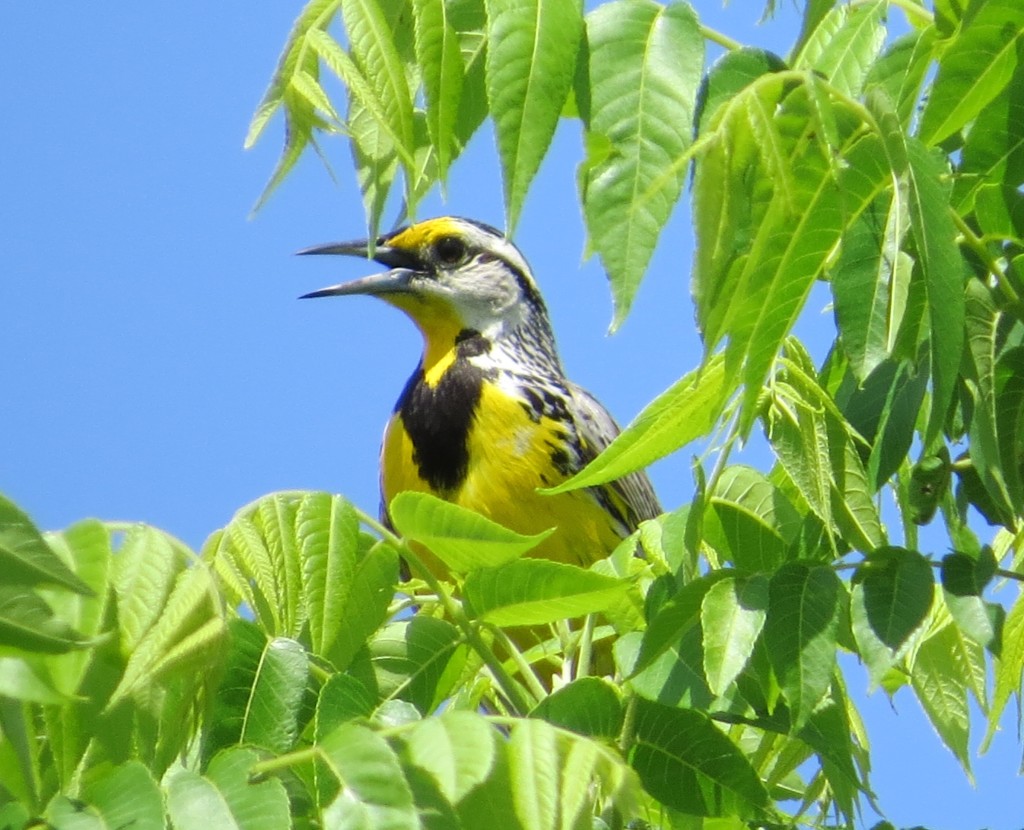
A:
299,216,661,579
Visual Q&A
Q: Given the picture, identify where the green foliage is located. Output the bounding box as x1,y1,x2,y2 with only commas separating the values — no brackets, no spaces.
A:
5,0,1024,827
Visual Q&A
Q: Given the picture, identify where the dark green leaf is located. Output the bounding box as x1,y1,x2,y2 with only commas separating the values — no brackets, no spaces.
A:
764,563,842,730
204,620,309,761
850,547,934,682
350,616,465,714
630,699,768,817
0,493,91,594
530,676,623,739
905,138,965,446
941,549,1003,650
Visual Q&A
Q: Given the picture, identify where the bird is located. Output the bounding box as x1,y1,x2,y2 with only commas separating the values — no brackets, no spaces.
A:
299,216,661,584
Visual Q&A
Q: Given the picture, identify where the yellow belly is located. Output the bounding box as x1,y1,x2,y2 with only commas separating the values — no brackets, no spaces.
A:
381,381,624,575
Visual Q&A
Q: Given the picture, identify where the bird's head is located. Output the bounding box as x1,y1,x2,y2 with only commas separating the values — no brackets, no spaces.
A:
299,217,550,352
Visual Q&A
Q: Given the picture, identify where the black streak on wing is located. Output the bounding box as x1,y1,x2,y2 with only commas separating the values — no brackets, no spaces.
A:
394,330,491,494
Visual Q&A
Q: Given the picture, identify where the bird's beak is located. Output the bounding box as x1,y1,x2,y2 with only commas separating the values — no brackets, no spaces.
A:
297,238,422,300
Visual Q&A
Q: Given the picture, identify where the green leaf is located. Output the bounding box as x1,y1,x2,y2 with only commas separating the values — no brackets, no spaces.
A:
850,547,934,683
390,490,553,572
40,521,112,695
486,0,583,232
764,563,842,730
413,0,464,180
46,761,164,830
0,586,93,654
702,466,802,571
204,620,309,760
115,524,191,653
317,722,419,828
342,0,417,162
582,0,703,326
507,719,635,830
0,493,91,594
630,699,768,818
773,350,886,553
165,748,290,830
696,48,786,136
941,548,1003,654
864,28,937,129
910,622,973,777
955,57,1024,211
960,280,1017,523
985,589,1024,747
545,353,729,493
316,673,378,738
918,0,1024,146
530,676,623,739
402,710,498,804
463,558,630,626
793,0,886,97
701,575,769,697
694,81,890,427
299,493,398,669
994,346,1024,515
832,188,912,381
108,554,225,709
351,616,465,714
905,138,965,446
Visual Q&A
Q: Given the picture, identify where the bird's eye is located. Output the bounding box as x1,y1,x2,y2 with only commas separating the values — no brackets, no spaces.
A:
435,236,466,265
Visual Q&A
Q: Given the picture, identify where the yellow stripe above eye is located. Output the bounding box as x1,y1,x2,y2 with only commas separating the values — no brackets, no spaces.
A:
387,217,464,252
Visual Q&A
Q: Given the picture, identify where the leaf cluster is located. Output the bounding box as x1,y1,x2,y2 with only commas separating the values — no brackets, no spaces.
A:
4,0,1024,827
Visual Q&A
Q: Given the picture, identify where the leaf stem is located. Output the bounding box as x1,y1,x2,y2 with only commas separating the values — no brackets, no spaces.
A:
355,507,537,714
951,211,1024,317
699,24,742,51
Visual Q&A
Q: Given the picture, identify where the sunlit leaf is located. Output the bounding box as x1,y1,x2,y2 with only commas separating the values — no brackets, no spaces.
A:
918,0,1024,146
910,623,973,778
390,490,552,572
701,574,768,697
764,563,842,730
317,721,419,827
582,0,703,326
546,353,729,493
486,0,583,231
463,558,630,626
402,710,498,803
165,748,289,830
793,0,885,96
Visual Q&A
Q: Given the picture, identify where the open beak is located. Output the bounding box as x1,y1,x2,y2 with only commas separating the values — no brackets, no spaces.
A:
297,238,422,299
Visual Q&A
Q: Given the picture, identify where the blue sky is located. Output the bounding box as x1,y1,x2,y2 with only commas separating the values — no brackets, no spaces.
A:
2,3,1022,827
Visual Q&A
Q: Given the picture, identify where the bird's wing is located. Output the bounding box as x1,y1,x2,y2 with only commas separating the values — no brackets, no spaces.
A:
568,382,662,531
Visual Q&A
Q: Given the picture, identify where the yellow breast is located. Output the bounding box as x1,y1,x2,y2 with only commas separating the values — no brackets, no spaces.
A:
381,379,624,576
